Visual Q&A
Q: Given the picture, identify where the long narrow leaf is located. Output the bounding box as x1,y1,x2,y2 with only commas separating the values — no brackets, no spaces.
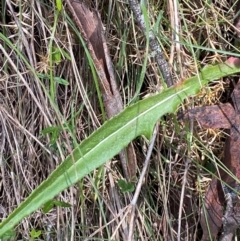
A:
0,58,240,237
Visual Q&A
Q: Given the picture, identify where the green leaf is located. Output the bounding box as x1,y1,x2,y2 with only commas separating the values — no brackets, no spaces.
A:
0,58,240,237
56,0,62,11
61,48,71,60
0,229,16,240
42,200,71,213
42,200,54,213
37,73,69,86
41,126,61,145
53,200,71,208
41,124,73,145
51,46,71,64
52,46,62,65
204,160,216,174
53,77,69,85
30,229,42,238
118,179,135,193
41,126,61,135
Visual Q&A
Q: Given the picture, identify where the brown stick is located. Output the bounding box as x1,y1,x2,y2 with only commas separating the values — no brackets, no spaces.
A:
65,0,137,179
128,0,173,87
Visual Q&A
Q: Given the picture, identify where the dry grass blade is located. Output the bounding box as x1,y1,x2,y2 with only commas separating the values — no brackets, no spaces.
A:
128,123,159,241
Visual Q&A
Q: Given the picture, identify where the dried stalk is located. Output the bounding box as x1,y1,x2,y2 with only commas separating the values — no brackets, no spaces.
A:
128,0,173,87
65,0,137,179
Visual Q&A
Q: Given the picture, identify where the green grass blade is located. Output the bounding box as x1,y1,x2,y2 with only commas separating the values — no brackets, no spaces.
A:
0,58,239,237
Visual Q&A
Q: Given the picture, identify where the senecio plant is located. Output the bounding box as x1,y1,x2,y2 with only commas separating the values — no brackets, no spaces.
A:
0,57,240,238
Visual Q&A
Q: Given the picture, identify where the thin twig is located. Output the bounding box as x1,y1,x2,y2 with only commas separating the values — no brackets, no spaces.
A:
128,0,173,87
173,0,183,79
128,124,159,240
177,157,190,241
219,185,240,241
